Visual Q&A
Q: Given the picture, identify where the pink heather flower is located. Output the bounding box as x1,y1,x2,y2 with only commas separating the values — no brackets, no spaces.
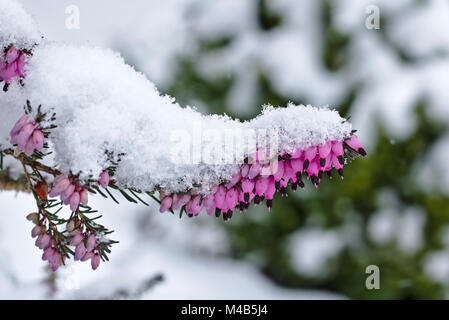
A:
60,183,75,201
91,254,101,270
24,138,35,156
248,163,262,180
86,234,96,252
42,247,55,261
36,233,51,250
172,194,190,210
32,129,44,152
10,114,29,138
16,53,26,77
304,146,317,167
204,194,215,216
69,192,81,212
16,122,35,150
241,178,255,203
318,141,332,164
98,170,110,188
332,141,344,164
290,148,303,159
345,134,367,156
5,47,19,64
81,252,94,262
9,114,37,151
80,188,89,206
0,46,26,85
241,164,250,177
213,185,227,211
50,252,61,272
49,177,70,197
74,242,87,261
69,231,84,246
31,225,43,238
225,172,242,189
187,195,204,216
273,160,285,182
225,188,239,212
255,176,268,197
159,195,173,213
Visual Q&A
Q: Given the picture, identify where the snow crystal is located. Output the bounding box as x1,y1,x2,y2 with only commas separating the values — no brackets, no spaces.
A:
0,0,41,49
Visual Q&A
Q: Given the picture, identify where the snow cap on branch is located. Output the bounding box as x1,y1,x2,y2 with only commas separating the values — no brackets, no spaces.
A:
0,0,41,49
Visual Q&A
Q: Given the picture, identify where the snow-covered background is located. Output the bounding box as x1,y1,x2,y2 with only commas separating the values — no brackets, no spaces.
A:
1,0,449,299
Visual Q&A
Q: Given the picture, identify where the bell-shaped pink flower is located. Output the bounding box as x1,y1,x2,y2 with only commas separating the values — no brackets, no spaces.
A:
248,163,262,180
99,170,110,188
86,233,96,252
49,177,70,197
290,148,303,159
5,47,19,64
160,195,173,213
225,188,239,212
80,188,88,206
24,138,35,156
15,53,26,77
172,194,190,210
50,252,61,272
36,233,51,250
241,178,255,193
32,129,44,152
255,176,268,196
345,134,366,156
225,172,241,189
16,123,35,150
91,254,101,270
69,192,80,212
70,231,84,246
61,183,75,201
10,114,29,138
204,194,215,216
332,141,344,165
189,195,204,216
31,225,43,238
74,242,87,261
42,247,55,261
241,164,250,177
273,161,285,181
81,252,94,262
213,185,227,210
304,146,317,162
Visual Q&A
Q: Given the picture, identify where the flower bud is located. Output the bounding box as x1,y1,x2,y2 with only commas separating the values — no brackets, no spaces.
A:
69,231,84,246
98,170,110,188
31,224,43,238
86,233,96,252
81,251,94,262
74,242,87,261
91,254,101,270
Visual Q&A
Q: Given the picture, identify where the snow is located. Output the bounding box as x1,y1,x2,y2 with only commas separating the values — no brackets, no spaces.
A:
0,0,41,49
289,229,344,277
367,190,425,253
